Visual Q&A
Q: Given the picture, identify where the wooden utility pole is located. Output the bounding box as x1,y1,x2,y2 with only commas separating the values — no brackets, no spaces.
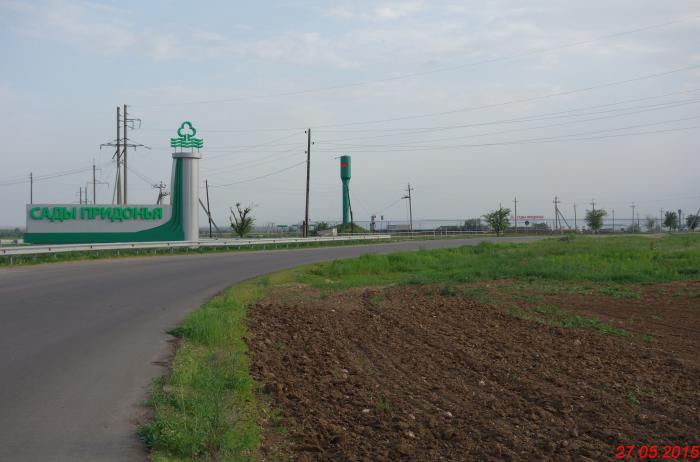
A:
403,183,414,232
205,179,213,238
612,209,615,232
304,128,311,237
123,104,128,204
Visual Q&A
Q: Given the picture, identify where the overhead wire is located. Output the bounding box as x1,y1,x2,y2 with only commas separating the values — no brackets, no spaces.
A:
310,64,700,129
0,161,112,187
316,99,700,148
208,161,307,188
314,90,700,141
313,117,700,152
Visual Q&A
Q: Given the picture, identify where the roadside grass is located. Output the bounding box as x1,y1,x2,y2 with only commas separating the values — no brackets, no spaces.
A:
300,234,700,288
139,272,294,461
140,234,698,460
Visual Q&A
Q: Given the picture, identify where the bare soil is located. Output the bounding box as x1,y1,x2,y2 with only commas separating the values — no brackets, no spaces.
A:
247,283,700,461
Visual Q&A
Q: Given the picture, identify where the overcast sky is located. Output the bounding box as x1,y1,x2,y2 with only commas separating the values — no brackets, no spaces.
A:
1,0,698,227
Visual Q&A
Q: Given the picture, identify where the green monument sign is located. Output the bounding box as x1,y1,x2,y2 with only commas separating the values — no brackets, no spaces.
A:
24,122,203,244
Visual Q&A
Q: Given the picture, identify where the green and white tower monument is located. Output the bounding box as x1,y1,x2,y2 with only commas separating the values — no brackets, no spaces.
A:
170,121,202,241
24,121,203,244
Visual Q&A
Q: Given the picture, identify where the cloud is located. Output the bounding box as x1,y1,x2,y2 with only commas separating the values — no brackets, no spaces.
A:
0,0,136,53
145,29,359,68
325,1,425,21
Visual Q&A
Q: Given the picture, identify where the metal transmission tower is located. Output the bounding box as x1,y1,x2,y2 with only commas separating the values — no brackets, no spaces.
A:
553,196,561,232
402,183,414,232
99,105,149,204
153,181,169,205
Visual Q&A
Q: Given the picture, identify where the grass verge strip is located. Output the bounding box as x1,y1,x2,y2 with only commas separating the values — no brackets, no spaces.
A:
138,272,294,461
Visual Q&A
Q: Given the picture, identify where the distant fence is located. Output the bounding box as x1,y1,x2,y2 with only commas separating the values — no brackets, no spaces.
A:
0,234,391,263
259,217,688,234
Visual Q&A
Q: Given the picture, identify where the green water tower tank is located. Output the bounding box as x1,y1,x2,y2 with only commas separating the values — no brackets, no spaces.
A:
340,155,351,224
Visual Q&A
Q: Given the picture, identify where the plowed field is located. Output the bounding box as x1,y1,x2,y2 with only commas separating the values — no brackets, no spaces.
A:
248,282,700,461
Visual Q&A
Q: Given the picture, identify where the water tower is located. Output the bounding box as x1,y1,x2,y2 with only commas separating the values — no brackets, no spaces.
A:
340,155,351,225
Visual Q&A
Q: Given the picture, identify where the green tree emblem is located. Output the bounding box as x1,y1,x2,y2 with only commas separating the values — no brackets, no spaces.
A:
171,121,204,149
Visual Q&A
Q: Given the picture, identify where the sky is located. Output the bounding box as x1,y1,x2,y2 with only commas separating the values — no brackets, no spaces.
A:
0,0,699,228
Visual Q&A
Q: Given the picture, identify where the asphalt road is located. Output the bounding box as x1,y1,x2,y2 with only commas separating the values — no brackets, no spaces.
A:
0,236,542,461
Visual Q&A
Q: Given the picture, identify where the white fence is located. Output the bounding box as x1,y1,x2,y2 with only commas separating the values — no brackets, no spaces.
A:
0,235,391,258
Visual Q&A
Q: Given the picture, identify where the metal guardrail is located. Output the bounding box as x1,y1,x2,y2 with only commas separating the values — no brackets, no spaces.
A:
0,234,391,257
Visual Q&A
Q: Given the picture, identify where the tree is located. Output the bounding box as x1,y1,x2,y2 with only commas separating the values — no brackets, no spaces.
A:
685,214,698,231
483,207,511,236
663,211,678,231
315,221,330,231
645,216,658,233
585,209,607,234
229,203,255,237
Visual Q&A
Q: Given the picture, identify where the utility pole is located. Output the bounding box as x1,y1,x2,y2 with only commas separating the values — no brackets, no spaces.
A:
29,172,33,204
553,196,560,232
205,179,212,239
513,196,518,233
690,206,700,231
630,203,636,232
92,159,97,204
402,183,414,232
79,187,83,204
612,209,615,232
116,106,122,204
123,104,128,204
573,203,577,231
101,106,147,205
304,128,311,237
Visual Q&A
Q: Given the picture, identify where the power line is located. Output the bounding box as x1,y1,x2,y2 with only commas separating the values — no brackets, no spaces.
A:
126,165,158,186
313,117,700,152
204,132,302,160
311,64,700,129
314,91,700,141
0,162,111,187
208,161,307,188
141,64,700,141
201,146,304,175
132,15,699,108
316,100,700,148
